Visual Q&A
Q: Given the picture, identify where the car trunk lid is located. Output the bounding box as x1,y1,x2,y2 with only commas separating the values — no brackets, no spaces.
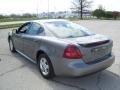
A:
64,34,113,63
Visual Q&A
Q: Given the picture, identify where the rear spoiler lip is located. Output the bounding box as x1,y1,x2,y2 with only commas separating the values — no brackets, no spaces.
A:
78,40,110,47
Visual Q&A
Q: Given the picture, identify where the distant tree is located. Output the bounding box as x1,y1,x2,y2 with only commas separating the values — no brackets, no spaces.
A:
71,0,92,19
9,13,36,18
22,13,35,18
0,15,4,19
105,11,113,19
93,5,105,19
10,14,21,18
112,11,120,20
23,13,37,18
0,14,9,18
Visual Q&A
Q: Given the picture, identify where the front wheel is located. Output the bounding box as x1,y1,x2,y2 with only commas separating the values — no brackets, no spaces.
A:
38,54,55,79
9,39,16,52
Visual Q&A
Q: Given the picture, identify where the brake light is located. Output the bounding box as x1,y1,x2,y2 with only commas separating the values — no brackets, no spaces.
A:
63,45,83,59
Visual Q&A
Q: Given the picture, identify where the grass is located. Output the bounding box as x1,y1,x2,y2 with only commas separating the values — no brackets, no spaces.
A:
0,17,40,22
0,17,120,23
67,17,98,21
1,17,119,29
0,17,97,22
0,17,97,29
0,23,23,29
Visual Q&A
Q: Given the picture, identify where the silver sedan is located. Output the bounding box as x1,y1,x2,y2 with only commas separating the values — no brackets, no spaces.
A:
8,19,115,79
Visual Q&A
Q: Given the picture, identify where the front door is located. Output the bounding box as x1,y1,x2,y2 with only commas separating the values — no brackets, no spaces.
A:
23,22,45,60
13,22,31,53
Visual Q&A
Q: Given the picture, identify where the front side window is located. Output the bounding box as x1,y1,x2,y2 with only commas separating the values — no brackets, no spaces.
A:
18,23,31,33
45,21,95,38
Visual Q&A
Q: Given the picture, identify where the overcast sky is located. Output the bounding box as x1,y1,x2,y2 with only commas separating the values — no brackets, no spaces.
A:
0,0,120,15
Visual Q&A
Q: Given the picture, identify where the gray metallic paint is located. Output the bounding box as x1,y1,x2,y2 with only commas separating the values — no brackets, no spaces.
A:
8,20,115,76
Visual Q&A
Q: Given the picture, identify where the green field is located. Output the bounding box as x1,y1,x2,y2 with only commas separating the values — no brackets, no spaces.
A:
0,17,93,22
0,18,40,22
1,17,119,29
0,23,23,29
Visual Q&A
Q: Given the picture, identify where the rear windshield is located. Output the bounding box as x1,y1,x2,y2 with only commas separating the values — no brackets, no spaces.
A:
45,21,95,38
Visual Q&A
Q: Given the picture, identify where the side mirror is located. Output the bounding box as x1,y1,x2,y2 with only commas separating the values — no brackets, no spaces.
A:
12,29,18,34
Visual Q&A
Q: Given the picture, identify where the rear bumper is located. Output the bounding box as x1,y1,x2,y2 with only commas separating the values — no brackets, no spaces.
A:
57,55,115,77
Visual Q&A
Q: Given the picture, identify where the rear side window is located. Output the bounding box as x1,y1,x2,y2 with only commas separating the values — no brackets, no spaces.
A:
26,22,44,35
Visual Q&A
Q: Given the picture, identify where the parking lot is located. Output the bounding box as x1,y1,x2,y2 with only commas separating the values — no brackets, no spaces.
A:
0,20,120,90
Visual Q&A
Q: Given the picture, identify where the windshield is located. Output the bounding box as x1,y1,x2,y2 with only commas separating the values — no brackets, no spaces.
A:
45,21,95,38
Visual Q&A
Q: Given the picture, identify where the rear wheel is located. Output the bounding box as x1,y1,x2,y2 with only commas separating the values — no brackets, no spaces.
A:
9,38,16,52
38,54,55,79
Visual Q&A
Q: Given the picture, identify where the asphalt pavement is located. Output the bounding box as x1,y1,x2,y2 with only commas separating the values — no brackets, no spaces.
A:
0,20,120,90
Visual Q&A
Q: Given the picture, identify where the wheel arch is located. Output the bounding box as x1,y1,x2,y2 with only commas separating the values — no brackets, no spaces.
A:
36,50,49,63
36,49,55,75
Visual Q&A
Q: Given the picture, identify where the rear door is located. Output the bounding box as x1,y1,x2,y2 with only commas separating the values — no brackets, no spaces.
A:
22,22,45,60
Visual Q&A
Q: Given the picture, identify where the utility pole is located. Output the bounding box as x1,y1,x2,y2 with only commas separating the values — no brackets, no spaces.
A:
80,0,83,19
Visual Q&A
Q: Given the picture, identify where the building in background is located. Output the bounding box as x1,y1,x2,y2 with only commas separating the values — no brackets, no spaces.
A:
37,11,92,18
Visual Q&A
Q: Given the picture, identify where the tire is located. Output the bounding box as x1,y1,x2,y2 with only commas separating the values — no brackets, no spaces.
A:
9,38,16,52
38,54,55,79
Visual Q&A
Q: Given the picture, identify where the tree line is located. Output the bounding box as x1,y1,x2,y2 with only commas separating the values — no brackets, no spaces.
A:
93,6,120,20
0,13,36,19
72,0,120,19
0,0,120,20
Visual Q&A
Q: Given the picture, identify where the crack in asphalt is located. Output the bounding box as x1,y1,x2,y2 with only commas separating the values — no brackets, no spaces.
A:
96,73,102,90
0,64,28,77
52,79,87,90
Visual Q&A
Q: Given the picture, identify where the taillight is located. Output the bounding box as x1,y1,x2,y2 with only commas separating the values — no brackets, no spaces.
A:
63,44,83,59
